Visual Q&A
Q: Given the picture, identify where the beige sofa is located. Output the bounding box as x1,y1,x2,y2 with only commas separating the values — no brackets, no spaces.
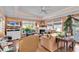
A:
40,35,57,51
19,35,40,52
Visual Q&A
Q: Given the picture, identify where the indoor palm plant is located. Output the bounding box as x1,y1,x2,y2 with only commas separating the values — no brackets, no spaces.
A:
63,15,79,36
64,15,73,36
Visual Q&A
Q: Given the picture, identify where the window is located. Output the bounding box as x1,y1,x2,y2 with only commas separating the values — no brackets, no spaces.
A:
54,23,62,32
22,21,36,30
0,17,5,32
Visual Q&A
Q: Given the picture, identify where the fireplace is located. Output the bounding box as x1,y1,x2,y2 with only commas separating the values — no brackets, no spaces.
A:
40,29,45,34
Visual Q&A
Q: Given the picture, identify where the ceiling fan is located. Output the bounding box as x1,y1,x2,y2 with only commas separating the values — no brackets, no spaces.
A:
40,6,48,14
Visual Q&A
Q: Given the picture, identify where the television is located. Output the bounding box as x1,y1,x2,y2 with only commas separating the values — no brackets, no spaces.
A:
7,21,20,26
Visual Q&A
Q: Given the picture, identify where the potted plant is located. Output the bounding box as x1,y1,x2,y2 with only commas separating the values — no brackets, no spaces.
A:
63,15,79,36
64,15,73,36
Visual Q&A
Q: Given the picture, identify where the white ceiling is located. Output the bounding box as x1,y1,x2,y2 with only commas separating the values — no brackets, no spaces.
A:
0,6,79,20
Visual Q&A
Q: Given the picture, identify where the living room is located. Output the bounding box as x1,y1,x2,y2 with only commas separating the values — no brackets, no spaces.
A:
0,6,79,52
